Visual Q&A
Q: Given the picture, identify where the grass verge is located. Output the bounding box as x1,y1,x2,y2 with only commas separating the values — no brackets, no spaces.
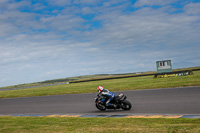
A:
0,71,200,98
0,117,200,133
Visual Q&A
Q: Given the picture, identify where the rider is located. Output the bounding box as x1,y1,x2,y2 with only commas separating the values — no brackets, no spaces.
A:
97,86,116,108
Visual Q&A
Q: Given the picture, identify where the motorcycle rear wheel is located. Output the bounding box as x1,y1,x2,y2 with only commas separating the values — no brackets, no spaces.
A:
96,103,106,111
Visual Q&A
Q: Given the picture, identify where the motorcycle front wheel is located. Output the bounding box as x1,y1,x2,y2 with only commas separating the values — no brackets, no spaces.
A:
121,100,132,110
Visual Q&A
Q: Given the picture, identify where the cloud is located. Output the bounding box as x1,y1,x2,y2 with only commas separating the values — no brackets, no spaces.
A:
86,6,199,50
47,0,72,6
7,0,31,10
134,0,178,7
184,2,200,15
40,14,85,32
0,0,200,87
73,0,101,5
47,0,101,7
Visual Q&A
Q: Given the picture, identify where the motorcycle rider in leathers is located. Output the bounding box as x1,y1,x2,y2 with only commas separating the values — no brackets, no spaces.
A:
97,86,116,108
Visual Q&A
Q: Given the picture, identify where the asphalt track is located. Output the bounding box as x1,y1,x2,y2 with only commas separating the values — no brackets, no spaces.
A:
0,86,200,116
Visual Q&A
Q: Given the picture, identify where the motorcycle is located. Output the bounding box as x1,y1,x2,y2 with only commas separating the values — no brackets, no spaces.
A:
95,93,132,111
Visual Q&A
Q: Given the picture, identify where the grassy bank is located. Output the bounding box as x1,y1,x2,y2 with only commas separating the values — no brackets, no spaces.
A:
0,117,200,133
1,67,199,90
0,71,200,98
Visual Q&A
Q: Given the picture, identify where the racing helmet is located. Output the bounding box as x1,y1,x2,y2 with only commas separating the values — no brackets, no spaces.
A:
97,86,104,92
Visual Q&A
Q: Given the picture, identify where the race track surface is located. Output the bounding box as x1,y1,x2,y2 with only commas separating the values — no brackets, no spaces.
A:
0,86,200,115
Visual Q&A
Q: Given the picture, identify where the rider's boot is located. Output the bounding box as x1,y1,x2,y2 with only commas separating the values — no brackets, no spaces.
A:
107,103,117,110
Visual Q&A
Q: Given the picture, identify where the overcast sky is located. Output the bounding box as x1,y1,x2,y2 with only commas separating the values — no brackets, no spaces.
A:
0,0,200,87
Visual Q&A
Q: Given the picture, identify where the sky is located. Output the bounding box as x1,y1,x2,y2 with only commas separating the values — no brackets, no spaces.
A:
0,0,200,87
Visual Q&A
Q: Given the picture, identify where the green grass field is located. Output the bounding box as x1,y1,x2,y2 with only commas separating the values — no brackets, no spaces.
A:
0,117,200,133
0,70,200,98
1,69,200,133
1,67,199,90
